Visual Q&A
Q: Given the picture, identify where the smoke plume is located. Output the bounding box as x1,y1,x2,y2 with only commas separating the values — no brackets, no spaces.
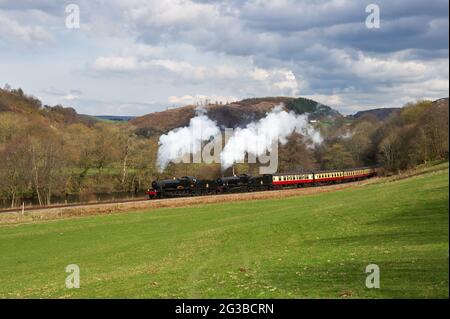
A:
156,104,323,172
157,107,220,171
220,105,323,170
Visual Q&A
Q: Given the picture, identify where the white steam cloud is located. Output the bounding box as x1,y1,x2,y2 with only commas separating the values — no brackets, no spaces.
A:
220,105,323,170
157,107,220,171
156,104,323,172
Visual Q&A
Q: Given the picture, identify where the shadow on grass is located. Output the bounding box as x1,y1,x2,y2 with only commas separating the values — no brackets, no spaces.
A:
303,230,443,247
261,257,449,298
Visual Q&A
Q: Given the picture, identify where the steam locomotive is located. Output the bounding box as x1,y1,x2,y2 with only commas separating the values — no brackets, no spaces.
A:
146,167,377,199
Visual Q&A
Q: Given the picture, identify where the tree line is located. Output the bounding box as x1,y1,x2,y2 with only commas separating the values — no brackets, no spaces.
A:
0,112,158,207
0,86,448,207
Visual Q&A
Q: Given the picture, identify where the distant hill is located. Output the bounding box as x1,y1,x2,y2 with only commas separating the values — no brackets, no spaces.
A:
349,98,449,121
284,97,342,119
0,88,97,126
350,107,401,121
130,96,343,136
433,97,449,108
94,115,136,122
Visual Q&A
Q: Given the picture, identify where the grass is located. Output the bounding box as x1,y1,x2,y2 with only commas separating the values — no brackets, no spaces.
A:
0,163,448,298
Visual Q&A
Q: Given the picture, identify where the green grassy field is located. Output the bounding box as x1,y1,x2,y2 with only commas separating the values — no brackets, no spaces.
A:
0,163,448,298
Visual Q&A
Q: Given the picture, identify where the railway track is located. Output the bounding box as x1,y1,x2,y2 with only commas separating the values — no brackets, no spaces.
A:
0,176,378,215
0,197,148,214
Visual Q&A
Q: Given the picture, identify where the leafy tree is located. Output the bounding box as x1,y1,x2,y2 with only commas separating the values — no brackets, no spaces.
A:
323,143,355,169
278,133,317,172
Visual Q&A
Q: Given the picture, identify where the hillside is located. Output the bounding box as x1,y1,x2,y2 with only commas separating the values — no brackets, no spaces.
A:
349,98,449,121
351,107,401,121
130,96,343,136
94,115,136,122
433,97,449,108
0,88,97,126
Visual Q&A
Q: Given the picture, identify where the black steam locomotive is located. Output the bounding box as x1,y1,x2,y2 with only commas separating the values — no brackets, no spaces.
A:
146,167,377,199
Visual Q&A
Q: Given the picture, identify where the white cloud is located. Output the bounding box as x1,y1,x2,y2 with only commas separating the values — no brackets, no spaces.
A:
90,51,302,97
125,0,219,28
0,0,447,115
92,56,139,71
0,11,53,46
62,94,80,101
303,94,344,108
249,67,270,81
273,70,300,95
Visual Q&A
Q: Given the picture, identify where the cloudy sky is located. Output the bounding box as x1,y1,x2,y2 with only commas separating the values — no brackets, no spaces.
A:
0,0,448,115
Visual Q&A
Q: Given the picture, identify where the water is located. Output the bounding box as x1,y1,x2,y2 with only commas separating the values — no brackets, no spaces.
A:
0,191,147,209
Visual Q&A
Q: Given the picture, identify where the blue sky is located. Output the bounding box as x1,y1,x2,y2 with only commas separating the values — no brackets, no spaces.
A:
0,0,448,115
